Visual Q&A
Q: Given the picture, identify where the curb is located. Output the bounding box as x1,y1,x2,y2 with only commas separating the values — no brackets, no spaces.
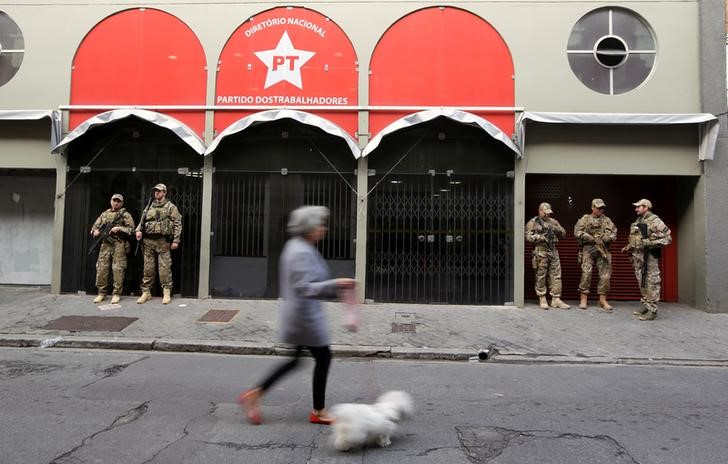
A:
2,335,728,367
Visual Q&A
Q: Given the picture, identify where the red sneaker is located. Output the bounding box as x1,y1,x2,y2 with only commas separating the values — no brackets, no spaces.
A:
309,410,335,425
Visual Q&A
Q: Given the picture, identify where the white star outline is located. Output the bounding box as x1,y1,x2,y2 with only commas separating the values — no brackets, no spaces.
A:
254,31,316,90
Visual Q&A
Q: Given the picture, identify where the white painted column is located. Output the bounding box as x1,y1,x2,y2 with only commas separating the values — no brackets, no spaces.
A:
513,157,526,307
197,110,214,298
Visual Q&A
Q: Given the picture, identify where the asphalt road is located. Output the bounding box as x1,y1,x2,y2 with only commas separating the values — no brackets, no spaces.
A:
1,347,726,464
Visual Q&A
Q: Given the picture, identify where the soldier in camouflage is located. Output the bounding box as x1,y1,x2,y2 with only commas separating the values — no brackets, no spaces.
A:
525,202,570,310
90,194,135,304
573,198,617,311
134,183,182,305
621,199,672,321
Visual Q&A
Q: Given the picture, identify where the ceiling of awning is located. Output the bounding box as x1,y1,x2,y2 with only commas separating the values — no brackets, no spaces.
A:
52,108,206,155
206,109,360,158
362,109,522,158
517,112,719,161
0,109,61,148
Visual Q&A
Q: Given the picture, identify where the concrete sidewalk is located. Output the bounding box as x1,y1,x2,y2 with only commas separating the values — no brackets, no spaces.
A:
2,286,728,366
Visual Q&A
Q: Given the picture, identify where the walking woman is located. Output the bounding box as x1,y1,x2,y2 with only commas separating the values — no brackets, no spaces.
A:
238,206,356,425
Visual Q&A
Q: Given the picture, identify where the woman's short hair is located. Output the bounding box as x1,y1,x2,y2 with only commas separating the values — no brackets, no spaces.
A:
287,205,330,236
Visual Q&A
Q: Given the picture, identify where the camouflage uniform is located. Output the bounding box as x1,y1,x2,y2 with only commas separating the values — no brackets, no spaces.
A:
625,212,671,314
525,215,566,298
91,208,135,296
137,199,182,293
574,214,617,295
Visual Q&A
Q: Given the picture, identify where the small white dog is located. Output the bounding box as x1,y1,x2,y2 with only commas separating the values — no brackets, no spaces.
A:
330,390,414,451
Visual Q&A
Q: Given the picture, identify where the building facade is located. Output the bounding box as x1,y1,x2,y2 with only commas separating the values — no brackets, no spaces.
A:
1,0,726,311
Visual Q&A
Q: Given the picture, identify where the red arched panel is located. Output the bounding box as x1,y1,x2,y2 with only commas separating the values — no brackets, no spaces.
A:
70,8,206,136
215,7,358,136
370,7,514,136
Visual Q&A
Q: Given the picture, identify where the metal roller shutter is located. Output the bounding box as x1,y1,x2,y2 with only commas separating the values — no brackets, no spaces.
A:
524,175,677,303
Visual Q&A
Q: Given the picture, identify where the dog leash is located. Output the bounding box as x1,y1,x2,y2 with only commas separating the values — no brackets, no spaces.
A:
361,356,382,402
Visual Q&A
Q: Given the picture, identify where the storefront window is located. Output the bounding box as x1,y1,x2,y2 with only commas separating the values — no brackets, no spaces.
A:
0,12,24,87
567,7,656,95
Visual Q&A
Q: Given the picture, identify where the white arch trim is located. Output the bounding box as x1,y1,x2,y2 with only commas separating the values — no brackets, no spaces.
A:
52,108,206,155
361,109,522,159
205,109,360,158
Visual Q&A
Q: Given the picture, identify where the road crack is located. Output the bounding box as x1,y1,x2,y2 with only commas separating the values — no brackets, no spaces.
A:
140,402,219,463
203,441,313,451
455,425,640,464
81,355,149,388
49,402,149,463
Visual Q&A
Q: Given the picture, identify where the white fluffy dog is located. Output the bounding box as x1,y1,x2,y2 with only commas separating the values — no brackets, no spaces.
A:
330,390,414,451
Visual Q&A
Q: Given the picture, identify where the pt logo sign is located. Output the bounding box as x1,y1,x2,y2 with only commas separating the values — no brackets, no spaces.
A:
215,7,358,135
255,31,315,89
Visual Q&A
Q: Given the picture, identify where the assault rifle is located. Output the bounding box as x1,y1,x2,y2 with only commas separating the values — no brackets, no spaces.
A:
87,212,123,256
537,217,555,250
637,223,649,288
134,194,154,256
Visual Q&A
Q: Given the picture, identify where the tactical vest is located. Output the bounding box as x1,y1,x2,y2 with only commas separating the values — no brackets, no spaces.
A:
627,217,644,249
529,217,559,248
579,215,610,243
143,202,174,236
628,214,663,258
100,209,128,242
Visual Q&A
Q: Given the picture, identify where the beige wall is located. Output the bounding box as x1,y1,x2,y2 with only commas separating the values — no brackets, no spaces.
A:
523,124,702,175
0,0,703,118
675,177,700,306
0,120,55,169
503,2,700,113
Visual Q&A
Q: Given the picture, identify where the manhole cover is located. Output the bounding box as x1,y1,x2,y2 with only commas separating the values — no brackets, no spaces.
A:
42,316,138,332
197,309,239,323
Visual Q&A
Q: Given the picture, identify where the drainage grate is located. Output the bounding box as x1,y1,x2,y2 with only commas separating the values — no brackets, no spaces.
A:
42,316,138,332
391,322,416,333
391,312,416,333
196,309,239,323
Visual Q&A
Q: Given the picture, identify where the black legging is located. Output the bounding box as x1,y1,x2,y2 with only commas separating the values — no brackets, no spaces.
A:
258,345,332,410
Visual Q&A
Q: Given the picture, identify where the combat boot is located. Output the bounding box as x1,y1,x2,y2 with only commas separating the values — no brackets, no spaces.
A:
579,293,588,310
538,296,549,310
110,294,121,304
639,311,657,321
633,307,649,316
598,295,613,312
162,288,171,305
136,292,152,304
93,294,106,304
550,297,570,310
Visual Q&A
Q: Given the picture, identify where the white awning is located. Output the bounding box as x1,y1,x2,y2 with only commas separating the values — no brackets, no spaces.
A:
206,109,360,158
0,109,62,148
517,112,719,161
52,108,206,155
361,109,522,159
